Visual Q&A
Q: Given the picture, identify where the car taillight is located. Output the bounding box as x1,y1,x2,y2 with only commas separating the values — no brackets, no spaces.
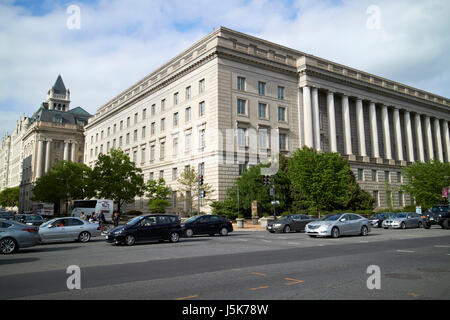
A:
22,228,38,233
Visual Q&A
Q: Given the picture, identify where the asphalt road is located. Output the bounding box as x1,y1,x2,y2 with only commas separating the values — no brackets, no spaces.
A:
0,226,449,300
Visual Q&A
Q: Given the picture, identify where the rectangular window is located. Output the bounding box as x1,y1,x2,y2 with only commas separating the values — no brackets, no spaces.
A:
172,168,178,181
113,124,117,134
173,92,179,105
142,126,146,139
119,136,123,147
185,107,191,122
397,172,402,183
172,191,177,208
101,131,104,140
161,118,165,131
173,112,179,127
133,150,137,163
358,168,364,181
120,121,123,130
161,99,166,112
237,77,246,91
237,128,246,147
112,139,116,149
258,81,266,95
398,191,404,207
371,169,377,182
199,129,206,148
385,171,390,182
127,117,130,128
141,148,146,163
237,99,246,115
278,106,286,122
185,133,191,153
151,122,155,135
149,172,154,180
199,101,205,117
259,130,267,149
134,129,138,142
134,113,138,125
159,170,164,179
278,86,285,99
173,137,178,156
258,103,267,119
142,108,147,120
373,191,379,206
199,79,205,94
185,86,191,100
151,104,156,116
198,162,205,176
150,145,155,161
160,142,165,159
279,133,287,150
107,127,110,137
126,133,130,145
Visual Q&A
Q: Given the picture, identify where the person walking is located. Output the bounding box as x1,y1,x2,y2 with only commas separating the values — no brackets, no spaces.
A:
80,212,86,221
113,211,120,227
98,211,106,232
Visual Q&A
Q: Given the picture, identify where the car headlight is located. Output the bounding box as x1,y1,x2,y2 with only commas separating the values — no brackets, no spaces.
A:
274,223,282,227
114,230,123,235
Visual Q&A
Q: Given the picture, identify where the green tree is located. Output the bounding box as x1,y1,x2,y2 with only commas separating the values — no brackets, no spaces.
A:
32,161,95,211
0,186,20,208
146,178,171,213
177,166,214,216
401,160,450,208
91,148,146,214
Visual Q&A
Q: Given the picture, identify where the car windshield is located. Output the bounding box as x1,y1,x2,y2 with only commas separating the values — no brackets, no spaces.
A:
28,215,43,221
320,214,341,221
126,216,144,226
184,216,201,223
395,213,407,218
40,219,55,228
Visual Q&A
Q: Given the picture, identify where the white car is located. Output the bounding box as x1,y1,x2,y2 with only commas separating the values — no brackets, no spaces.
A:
305,213,371,238
39,217,102,243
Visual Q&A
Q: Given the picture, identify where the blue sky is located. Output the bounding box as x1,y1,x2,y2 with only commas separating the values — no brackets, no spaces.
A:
1,0,449,138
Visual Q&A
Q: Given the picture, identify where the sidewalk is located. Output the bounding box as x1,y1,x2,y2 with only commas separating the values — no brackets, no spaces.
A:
232,219,266,231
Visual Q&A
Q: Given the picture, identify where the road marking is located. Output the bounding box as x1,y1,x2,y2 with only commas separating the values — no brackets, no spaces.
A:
287,242,300,245
231,268,241,271
251,272,266,276
359,241,369,243
176,294,199,300
434,245,450,248
237,239,249,242
261,239,272,243
396,250,415,253
250,286,269,291
285,278,304,286
408,293,420,298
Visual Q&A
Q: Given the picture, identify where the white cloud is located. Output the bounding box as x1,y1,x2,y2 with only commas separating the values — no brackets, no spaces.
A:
0,0,448,138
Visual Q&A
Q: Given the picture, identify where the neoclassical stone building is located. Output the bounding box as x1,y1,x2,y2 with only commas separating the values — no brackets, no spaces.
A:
84,27,449,213
0,75,92,213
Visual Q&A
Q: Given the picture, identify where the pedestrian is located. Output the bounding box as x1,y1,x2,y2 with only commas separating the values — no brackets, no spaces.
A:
98,211,106,232
113,211,120,227
80,212,86,221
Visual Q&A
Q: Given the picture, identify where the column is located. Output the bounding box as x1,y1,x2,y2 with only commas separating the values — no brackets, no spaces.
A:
369,102,380,158
44,140,51,173
415,113,425,162
342,95,352,155
36,140,44,178
424,116,434,160
443,121,450,163
433,118,443,162
327,91,337,152
63,141,69,161
393,108,403,161
356,98,366,157
382,105,392,159
404,111,414,162
302,86,313,148
71,142,77,162
311,87,321,151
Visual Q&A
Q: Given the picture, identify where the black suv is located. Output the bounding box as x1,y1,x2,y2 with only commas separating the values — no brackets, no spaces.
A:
181,215,233,237
106,214,182,246
422,205,450,229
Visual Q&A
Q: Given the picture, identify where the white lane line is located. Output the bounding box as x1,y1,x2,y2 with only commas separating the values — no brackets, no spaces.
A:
396,250,415,253
359,241,369,243
261,239,272,243
236,239,249,242
434,245,450,248
287,242,300,245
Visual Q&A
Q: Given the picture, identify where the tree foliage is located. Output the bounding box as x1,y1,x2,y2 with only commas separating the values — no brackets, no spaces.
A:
146,178,171,213
176,166,214,215
401,160,450,208
0,187,20,208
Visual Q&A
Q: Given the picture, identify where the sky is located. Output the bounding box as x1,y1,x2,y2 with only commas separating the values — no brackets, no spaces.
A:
1,0,449,138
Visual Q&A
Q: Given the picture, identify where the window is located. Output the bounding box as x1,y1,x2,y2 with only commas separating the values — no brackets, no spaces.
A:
397,172,402,183
161,118,165,131
385,171,390,182
113,139,116,148
199,129,205,148
199,79,205,94
127,117,131,128
91,136,94,144
119,136,123,147
107,127,111,137
159,170,164,179
161,99,166,112
185,133,191,153
279,133,287,150
237,128,246,147
258,103,267,119
134,113,138,125
173,92,179,105
237,77,246,91
278,106,286,122
238,163,247,175
185,107,191,122
107,141,110,152
141,148,146,163
199,101,205,117
142,108,147,120
172,168,178,180
258,81,266,95
150,145,155,161
151,122,155,135
149,172,154,180
237,99,246,115
160,141,165,159
198,162,205,176
142,126,146,139
120,121,123,130
113,124,117,134
358,168,364,181
134,129,138,142
172,191,177,208
373,191,379,206
185,86,191,100
151,104,156,116
371,169,377,182
259,130,267,149
278,86,285,99
126,133,130,145
173,112,179,127
173,137,178,155
398,191,404,207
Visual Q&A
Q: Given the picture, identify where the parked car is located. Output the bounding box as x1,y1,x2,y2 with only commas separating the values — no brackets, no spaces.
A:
0,211,15,220
0,219,40,254
368,212,395,228
106,214,182,246
14,214,45,226
305,213,371,238
422,205,450,229
181,215,233,237
267,214,316,233
39,217,101,243
382,212,423,229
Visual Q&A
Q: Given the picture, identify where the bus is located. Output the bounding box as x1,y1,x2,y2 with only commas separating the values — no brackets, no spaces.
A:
71,199,114,222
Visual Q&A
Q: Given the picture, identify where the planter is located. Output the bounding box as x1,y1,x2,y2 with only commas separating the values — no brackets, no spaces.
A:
259,217,274,228
236,218,245,228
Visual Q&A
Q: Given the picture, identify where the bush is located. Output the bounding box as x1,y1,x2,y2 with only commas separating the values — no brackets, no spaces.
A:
127,210,143,216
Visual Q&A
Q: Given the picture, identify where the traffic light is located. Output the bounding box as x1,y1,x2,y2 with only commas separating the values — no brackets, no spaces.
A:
263,175,271,186
199,175,204,186
201,190,206,198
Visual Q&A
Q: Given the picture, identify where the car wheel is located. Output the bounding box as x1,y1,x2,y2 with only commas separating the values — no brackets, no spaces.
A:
185,229,194,238
169,232,180,243
283,225,291,233
424,223,431,229
418,221,423,228
331,227,340,238
0,237,17,254
78,231,91,243
401,222,406,229
219,227,228,236
360,225,368,236
125,234,136,246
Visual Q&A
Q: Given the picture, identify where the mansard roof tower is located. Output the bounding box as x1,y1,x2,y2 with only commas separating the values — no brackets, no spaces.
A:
45,74,71,111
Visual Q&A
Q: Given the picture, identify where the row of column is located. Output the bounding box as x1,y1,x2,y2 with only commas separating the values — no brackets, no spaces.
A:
36,139,77,178
302,86,450,163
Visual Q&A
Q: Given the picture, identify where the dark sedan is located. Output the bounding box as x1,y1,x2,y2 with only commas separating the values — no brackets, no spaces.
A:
267,214,316,233
181,215,233,237
14,214,45,226
106,214,182,246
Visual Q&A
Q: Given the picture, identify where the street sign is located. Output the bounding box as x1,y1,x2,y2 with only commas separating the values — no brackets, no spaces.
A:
416,206,422,215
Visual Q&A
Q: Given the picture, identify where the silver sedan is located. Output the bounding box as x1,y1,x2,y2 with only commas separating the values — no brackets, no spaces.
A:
0,218,40,254
305,213,371,238
39,217,102,243
382,212,423,229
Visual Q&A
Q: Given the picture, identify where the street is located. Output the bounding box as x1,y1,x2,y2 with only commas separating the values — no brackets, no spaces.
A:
0,227,449,300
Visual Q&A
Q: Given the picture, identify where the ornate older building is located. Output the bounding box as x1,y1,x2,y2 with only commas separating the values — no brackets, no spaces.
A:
0,75,92,213
84,27,449,213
